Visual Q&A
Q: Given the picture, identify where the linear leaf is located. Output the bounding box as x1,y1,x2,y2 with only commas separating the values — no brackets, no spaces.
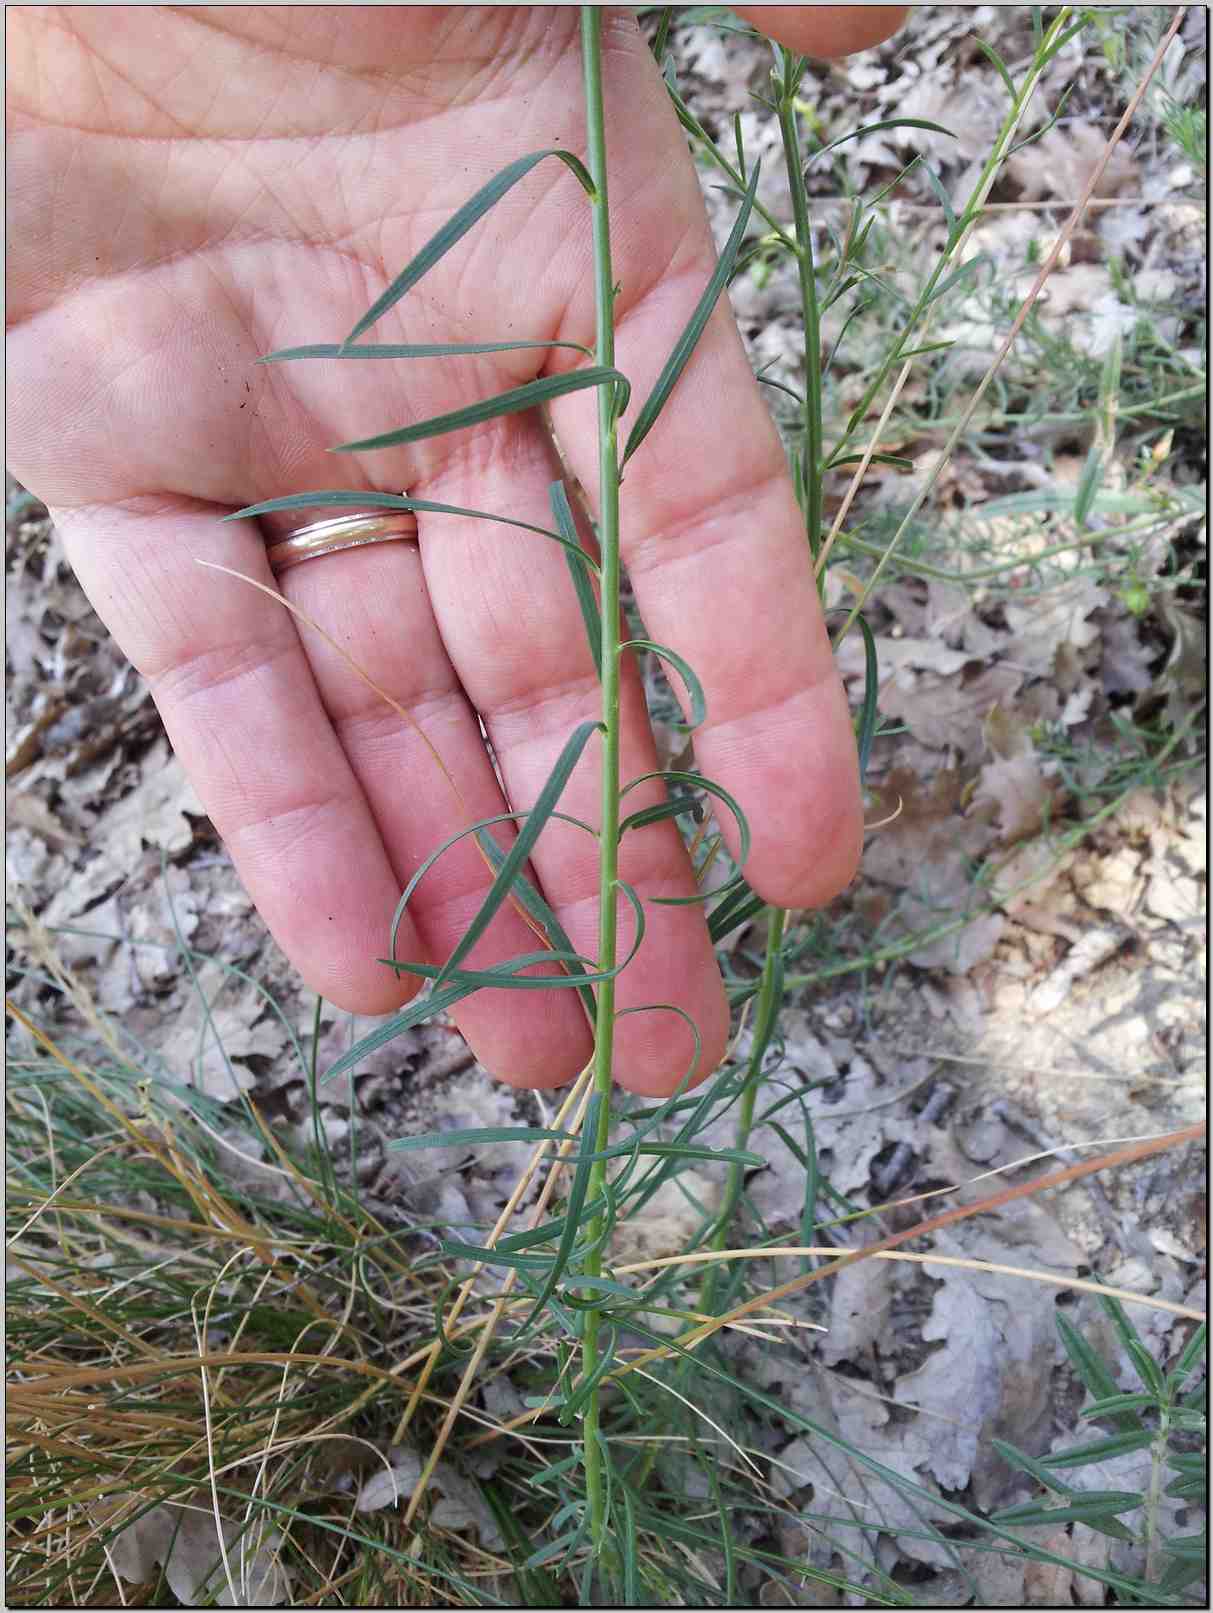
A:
826,452,915,471
1074,445,1105,528
435,721,603,987
388,807,597,965
974,38,1018,101
344,148,594,345
389,1126,574,1153
620,768,751,864
621,638,706,728
920,163,958,241
852,613,880,785
924,254,988,306
260,338,592,363
622,159,761,465
224,489,600,571
811,117,957,160
1038,1431,1154,1468
473,825,597,1020
549,479,602,677
528,1093,605,1316
333,368,624,453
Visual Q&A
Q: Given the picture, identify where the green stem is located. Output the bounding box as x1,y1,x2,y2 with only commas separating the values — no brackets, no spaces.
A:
698,908,786,1317
776,89,823,564
580,5,621,1567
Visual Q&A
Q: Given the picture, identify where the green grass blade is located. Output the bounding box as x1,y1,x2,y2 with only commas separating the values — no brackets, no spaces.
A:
332,368,624,453
549,479,603,677
260,338,592,362
434,720,603,987
622,159,761,466
343,148,594,345
225,489,600,571
621,637,706,728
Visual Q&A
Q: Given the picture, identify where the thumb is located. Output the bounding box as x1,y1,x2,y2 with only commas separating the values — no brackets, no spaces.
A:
731,5,910,59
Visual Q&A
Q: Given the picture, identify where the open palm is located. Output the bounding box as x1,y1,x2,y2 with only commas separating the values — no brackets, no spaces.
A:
8,6,867,1095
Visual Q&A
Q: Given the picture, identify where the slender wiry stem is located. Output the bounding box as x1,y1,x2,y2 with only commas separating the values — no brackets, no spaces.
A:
580,5,621,1564
699,907,786,1318
776,72,824,564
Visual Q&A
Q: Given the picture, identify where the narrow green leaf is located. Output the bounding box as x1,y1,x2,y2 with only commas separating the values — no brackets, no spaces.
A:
621,768,752,866
260,338,592,363
1098,1293,1166,1395
623,159,761,465
1006,82,1074,161
1038,1430,1154,1467
618,797,704,836
1161,1532,1209,1561
707,880,764,946
621,638,706,728
1074,444,1105,528
991,1497,1142,1527
1081,1391,1162,1419
811,117,957,160
1164,1474,1206,1499
852,613,879,785
549,480,602,677
991,1438,1074,1496
473,824,597,1020
924,254,987,307
388,807,596,966
920,164,958,240
343,149,594,346
527,1452,581,1489
827,452,915,471
1056,1311,1124,1410
224,489,600,571
435,721,602,988
389,1125,574,1153
320,974,482,1081
1174,1319,1206,1380
332,368,624,453
974,38,1018,102
528,1093,605,1316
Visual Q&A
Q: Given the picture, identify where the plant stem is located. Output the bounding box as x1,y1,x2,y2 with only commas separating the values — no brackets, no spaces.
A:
580,4,621,1565
776,82,824,564
698,907,786,1317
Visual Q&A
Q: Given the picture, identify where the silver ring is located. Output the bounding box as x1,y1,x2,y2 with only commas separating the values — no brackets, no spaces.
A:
265,510,419,576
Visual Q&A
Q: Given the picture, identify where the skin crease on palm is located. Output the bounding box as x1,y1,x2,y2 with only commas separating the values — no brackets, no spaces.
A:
7,5,908,1098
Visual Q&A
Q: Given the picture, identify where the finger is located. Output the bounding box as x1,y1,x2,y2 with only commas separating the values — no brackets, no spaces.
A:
51,495,423,1018
546,34,864,911
732,5,910,58
275,526,594,1090
414,414,731,1098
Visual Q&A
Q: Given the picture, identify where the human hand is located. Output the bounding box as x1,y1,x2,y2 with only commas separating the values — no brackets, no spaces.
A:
7,6,905,1096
